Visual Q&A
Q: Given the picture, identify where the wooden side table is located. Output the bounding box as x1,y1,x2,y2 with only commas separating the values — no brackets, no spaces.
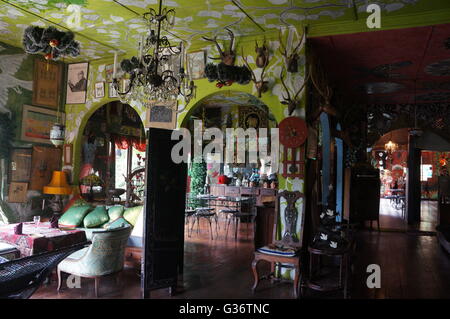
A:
303,241,354,298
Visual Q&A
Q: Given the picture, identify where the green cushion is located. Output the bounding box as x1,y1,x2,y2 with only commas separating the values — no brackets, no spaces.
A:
108,205,124,221
103,217,131,230
83,206,110,228
123,206,143,226
59,205,93,228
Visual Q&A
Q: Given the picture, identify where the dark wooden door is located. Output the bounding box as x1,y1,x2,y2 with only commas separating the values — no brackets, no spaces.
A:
141,128,187,298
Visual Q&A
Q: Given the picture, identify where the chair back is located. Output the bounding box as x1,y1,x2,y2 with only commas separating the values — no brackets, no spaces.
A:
273,190,306,248
77,226,132,276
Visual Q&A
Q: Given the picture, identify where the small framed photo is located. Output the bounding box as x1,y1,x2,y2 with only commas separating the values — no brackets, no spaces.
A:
187,50,206,80
145,100,177,130
8,182,28,203
63,144,73,166
66,62,89,104
94,82,105,99
109,82,118,98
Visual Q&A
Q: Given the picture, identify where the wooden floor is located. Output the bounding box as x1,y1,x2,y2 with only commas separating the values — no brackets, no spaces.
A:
32,216,450,299
378,198,438,232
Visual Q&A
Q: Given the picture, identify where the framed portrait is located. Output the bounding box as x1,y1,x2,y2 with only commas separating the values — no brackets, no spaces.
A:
21,105,66,145
108,82,118,98
33,58,62,109
145,100,177,130
66,62,89,104
8,182,28,203
187,50,206,80
63,144,73,166
94,82,105,99
239,105,268,130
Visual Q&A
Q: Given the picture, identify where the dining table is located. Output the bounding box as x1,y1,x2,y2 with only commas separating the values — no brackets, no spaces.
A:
0,222,87,257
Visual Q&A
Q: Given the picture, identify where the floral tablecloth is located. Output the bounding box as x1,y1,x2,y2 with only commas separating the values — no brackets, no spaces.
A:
0,222,86,257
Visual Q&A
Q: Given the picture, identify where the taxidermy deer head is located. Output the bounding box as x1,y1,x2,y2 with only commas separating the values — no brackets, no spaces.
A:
279,28,305,73
280,69,308,115
242,48,269,98
309,63,340,122
202,28,235,66
255,39,269,68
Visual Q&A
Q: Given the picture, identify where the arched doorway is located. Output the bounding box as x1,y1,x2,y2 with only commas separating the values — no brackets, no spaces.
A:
182,90,278,244
79,101,145,206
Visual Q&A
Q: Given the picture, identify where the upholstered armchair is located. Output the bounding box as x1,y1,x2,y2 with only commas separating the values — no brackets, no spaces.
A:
57,226,132,297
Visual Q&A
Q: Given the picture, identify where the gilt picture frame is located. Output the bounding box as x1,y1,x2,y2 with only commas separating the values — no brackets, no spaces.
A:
21,105,66,145
145,100,177,130
187,50,206,80
32,57,62,109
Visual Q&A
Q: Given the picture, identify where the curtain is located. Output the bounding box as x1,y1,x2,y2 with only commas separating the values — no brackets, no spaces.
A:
114,135,146,152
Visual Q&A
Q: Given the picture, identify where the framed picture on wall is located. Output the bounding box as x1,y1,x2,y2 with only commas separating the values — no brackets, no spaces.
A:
32,58,62,109
63,144,73,166
94,82,105,98
108,82,118,98
187,50,206,80
21,105,66,145
145,100,177,130
8,182,28,203
66,62,89,104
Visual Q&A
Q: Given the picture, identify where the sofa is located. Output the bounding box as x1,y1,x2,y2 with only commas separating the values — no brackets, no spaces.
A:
58,203,145,269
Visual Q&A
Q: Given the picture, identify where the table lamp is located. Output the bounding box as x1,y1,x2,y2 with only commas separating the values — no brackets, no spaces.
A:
43,171,72,215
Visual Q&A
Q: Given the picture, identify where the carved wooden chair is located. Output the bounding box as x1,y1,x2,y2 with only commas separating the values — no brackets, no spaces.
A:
251,190,306,298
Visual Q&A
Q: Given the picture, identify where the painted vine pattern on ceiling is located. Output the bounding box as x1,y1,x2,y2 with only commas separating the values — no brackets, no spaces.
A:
0,0,429,61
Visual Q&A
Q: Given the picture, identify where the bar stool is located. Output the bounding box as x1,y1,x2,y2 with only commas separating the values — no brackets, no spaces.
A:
219,208,239,238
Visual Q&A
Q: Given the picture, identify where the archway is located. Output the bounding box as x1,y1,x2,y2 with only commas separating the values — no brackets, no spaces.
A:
77,101,145,205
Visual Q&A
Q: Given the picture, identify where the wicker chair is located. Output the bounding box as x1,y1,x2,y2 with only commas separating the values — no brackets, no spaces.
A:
0,243,87,299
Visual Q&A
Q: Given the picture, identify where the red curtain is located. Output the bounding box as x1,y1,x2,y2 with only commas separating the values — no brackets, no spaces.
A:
114,135,146,152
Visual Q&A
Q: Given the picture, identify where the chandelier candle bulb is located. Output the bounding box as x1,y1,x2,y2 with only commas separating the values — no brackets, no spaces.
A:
113,51,117,79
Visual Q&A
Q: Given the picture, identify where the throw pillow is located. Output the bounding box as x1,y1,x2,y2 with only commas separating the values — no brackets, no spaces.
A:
123,205,143,226
83,206,110,228
108,205,125,221
59,205,92,228
62,194,89,213
103,217,131,230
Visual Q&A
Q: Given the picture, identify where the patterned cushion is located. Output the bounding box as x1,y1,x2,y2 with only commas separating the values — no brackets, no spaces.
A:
108,205,125,221
59,205,93,228
257,244,297,257
83,206,110,228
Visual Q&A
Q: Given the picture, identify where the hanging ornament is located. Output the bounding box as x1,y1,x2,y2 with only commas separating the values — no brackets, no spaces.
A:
49,39,59,47
49,123,65,146
44,52,53,60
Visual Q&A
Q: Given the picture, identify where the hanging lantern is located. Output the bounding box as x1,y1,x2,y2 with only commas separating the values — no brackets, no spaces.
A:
44,52,53,60
50,123,65,146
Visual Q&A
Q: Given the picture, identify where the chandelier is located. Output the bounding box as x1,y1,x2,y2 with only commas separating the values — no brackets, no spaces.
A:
384,140,398,154
112,0,195,107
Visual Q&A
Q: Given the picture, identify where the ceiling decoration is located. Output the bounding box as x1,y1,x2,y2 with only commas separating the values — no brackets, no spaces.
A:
361,82,405,94
0,0,446,61
22,25,80,60
424,58,450,76
355,61,412,79
311,23,450,104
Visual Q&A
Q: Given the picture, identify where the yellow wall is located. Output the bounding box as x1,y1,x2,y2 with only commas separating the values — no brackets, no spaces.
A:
64,27,307,193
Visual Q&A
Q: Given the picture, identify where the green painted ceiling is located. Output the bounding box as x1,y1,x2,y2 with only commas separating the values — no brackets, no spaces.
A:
0,0,449,61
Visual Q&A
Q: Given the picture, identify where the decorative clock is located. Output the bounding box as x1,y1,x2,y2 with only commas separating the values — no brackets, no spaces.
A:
279,117,308,178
